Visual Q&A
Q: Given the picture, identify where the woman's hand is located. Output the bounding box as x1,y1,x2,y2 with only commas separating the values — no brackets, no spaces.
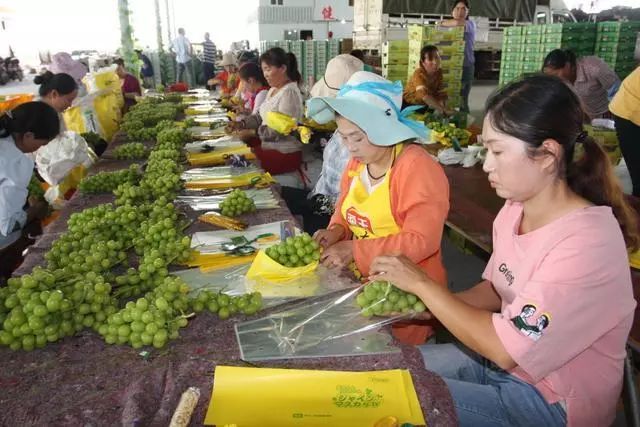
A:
320,240,353,269
313,225,345,249
369,255,432,295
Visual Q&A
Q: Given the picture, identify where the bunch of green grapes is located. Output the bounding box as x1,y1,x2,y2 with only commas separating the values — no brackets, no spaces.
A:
124,102,181,127
356,281,426,317
0,269,117,351
265,233,321,268
190,290,263,319
156,127,189,151
147,148,180,163
154,119,175,134
45,204,141,274
219,189,256,217
99,276,190,349
113,182,146,206
133,200,192,264
113,142,147,160
78,165,140,193
140,158,183,199
27,174,45,200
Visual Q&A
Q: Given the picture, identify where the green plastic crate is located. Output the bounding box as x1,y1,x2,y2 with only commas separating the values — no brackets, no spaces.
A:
524,25,544,35
545,23,564,34
595,41,637,53
504,26,522,36
543,33,563,44
562,22,595,32
522,62,541,73
597,32,638,43
562,32,596,43
522,44,545,54
501,61,523,71
522,53,545,63
502,52,524,62
524,34,543,44
543,42,562,51
504,35,525,45
502,44,524,53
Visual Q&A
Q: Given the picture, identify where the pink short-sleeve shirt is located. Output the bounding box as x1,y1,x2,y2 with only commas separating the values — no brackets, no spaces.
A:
484,201,635,427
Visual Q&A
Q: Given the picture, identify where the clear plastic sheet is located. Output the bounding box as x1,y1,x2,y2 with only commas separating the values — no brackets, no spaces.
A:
177,188,279,211
235,285,409,361
173,262,355,310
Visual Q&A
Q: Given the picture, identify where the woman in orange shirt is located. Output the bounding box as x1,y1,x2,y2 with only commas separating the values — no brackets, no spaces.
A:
403,45,451,114
309,71,450,292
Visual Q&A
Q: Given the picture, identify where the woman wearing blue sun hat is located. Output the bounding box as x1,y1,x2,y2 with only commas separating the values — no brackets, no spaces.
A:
309,71,450,344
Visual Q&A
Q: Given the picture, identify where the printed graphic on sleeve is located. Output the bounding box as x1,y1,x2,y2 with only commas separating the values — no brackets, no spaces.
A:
510,304,550,342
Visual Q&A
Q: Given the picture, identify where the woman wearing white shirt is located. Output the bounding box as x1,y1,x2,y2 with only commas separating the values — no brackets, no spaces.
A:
0,102,60,278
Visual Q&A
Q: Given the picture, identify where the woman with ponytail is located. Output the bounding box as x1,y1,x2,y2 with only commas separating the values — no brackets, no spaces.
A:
368,75,638,426
232,47,305,181
0,102,59,251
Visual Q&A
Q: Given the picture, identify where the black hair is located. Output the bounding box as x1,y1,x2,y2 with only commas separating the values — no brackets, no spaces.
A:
0,101,60,140
542,49,577,71
486,74,639,250
259,47,301,84
538,315,550,329
420,45,440,63
453,0,469,9
238,62,268,87
350,50,365,61
114,58,125,67
33,71,78,97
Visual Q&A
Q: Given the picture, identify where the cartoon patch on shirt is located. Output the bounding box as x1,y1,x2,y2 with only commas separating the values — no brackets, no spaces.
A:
510,304,550,342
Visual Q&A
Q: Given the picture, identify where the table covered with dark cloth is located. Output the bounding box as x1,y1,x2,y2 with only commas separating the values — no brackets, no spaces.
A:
2,134,457,426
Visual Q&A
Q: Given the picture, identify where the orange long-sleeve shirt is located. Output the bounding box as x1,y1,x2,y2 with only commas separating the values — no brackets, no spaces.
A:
330,144,450,285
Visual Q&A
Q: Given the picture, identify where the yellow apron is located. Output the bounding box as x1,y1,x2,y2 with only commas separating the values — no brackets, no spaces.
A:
340,144,403,258
340,144,436,345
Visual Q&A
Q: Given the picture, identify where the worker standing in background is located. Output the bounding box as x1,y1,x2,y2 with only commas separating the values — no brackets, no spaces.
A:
202,33,217,90
441,0,476,113
136,50,154,89
171,28,193,86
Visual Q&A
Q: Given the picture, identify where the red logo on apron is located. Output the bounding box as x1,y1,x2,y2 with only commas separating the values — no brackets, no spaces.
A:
345,207,373,233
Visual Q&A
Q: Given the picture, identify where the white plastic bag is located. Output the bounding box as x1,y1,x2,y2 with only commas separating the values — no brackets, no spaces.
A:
35,131,95,186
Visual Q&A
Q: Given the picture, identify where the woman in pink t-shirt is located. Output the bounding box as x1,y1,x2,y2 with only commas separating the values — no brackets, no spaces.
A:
370,75,639,427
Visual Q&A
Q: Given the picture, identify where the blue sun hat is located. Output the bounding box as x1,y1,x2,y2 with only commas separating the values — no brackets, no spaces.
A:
306,71,429,146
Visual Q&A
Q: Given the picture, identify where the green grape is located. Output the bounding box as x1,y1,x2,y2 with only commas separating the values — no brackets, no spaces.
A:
112,142,147,160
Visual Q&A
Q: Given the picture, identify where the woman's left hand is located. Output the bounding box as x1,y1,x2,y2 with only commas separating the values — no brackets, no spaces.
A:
369,255,430,295
320,241,354,269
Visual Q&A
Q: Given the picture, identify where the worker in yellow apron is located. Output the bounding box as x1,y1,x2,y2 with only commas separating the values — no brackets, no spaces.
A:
307,72,450,344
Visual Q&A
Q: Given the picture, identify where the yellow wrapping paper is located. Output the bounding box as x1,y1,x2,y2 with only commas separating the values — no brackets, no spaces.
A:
187,252,256,273
246,250,318,283
204,366,426,427
187,146,256,166
184,172,275,190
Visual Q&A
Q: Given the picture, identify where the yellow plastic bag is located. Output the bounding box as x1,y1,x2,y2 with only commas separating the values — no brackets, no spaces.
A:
246,249,318,283
93,92,121,141
204,366,426,427
265,111,312,144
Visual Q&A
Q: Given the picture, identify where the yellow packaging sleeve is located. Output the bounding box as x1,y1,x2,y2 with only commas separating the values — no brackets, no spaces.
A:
204,366,426,427
246,249,318,283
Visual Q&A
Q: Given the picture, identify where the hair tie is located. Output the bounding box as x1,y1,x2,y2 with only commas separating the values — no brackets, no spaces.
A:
575,131,588,144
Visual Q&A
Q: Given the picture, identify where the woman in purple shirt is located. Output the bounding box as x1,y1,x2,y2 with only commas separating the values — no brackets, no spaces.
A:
442,0,476,113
